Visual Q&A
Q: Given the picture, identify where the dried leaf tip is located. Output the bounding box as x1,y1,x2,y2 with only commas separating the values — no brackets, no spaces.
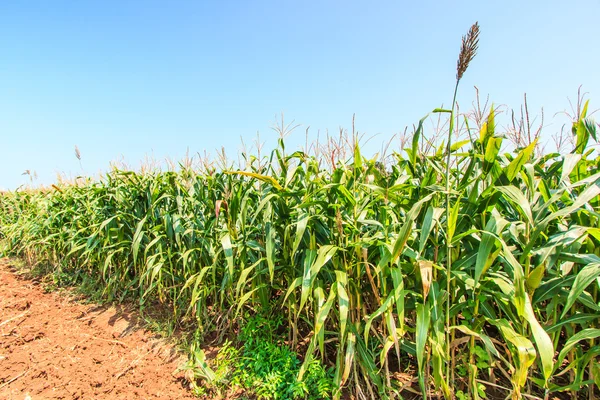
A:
456,22,480,82
75,145,81,161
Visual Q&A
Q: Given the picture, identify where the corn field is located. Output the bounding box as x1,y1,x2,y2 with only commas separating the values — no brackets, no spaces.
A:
1,24,599,400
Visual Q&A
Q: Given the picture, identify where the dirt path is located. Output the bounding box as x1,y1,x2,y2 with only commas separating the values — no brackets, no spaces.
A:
0,258,195,400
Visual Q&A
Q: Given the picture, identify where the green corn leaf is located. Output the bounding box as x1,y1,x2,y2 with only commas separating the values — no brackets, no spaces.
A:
491,233,527,317
588,227,600,241
391,193,434,264
313,286,326,356
416,302,430,399
584,117,598,142
410,114,430,172
236,260,262,297
546,313,599,333
291,214,309,259
144,235,164,256
335,270,349,343
364,292,395,346
384,310,402,366
341,332,355,386
97,215,118,233
533,275,574,303
451,139,471,152
391,266,405,335
578,291,600,312
492,318,536,391
523,296,554,385
429,329,450,398
380,335,397,367
524,179,600,260
249,193,278,226
506,140,537,182
353,141,362,172
66,242,87,258
560,252,600,265
235,286,262,316
419,206,442,254
548,380,596,394
265,220,275,283
560,154,582,184
351,330,383,390
132,215,148,266
475,211,507,286
299,246,336,313
225,170,283,190
284,164,298,187
336,184,356,207
562,262,600,317
298,340,316,381
283,276,302,304
572,100,592,154
447,196,461,243
357,218,384,229
555,328,600,371
483,136,502,172
496,186,533,226
592,358,600,388
184,266,212,313
474,231,498,287
220,233,234,279
314,285,337,337
191,348,216,382
451,325,499,358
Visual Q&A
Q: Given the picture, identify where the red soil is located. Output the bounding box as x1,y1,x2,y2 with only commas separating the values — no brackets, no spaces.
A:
0,258,195,399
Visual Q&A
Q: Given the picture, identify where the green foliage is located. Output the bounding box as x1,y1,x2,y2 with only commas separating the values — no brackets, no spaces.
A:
232,315,332,399
1,99,599,399
455,384,487,400
181,315,333,399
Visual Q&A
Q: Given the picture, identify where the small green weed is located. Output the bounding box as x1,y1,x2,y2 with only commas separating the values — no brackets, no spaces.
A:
182,314,333,399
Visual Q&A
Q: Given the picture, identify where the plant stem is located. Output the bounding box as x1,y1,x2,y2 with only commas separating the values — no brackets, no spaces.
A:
445,79,460,393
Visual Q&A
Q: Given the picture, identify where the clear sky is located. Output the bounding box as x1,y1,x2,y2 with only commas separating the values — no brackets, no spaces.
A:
1,1,599,190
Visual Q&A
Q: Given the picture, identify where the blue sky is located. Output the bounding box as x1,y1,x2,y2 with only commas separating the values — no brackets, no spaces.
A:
1,1,599,189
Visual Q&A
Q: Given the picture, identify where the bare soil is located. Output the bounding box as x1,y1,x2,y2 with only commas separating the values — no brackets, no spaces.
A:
0,258,195,400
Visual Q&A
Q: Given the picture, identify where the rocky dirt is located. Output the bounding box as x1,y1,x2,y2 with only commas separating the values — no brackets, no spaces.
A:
0,258,195,399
